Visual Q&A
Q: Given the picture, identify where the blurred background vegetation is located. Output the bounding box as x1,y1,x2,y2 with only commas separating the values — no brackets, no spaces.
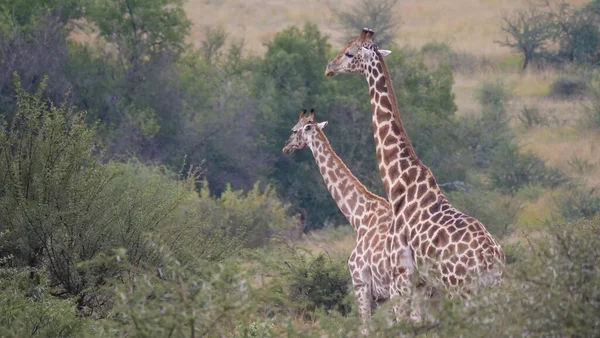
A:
0,0,599,336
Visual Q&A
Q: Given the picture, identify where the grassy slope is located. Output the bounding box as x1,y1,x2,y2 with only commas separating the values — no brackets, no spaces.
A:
183,0,599,248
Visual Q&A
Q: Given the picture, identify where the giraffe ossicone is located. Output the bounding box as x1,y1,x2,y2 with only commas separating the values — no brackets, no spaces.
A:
325,28,506,315
282,108,424,325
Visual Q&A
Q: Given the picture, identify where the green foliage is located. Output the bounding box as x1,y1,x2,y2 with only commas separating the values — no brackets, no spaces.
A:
475,80,511,110
258,243,352,320
550,75,588,98
86,0,191,66
0,77,214,313
490,143,568,193
518,105,548,128
584,70,600,128
197,182,299,248
459,82,512,169
556,183,600,221
91,242,254,337
498,7,554,69
0,0,82,33
330,0,400,46
0,271,87,337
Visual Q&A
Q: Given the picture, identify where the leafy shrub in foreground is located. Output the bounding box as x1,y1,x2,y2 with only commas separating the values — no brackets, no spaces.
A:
0,76,208,315
90,242,254,338
0,270,86,337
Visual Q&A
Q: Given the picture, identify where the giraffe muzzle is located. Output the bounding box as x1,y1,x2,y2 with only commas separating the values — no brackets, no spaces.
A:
325,63,336,77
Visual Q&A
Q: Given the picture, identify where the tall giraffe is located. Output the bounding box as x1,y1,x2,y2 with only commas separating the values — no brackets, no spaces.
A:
283,108,408,324
324,29,505,307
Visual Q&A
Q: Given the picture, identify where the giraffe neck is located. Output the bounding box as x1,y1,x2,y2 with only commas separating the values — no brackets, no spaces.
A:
307,130,386,231
364,52,441,215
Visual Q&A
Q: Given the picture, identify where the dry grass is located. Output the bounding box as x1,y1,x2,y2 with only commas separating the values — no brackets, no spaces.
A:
184,0,585,56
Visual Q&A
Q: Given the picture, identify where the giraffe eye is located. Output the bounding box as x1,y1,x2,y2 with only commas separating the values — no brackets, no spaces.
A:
305,125,312,131
345,52,354,58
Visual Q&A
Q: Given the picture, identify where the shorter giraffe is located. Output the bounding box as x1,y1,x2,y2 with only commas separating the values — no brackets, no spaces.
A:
283,108,400,323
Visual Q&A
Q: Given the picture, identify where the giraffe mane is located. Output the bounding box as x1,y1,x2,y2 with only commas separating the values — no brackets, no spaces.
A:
374,49,421,162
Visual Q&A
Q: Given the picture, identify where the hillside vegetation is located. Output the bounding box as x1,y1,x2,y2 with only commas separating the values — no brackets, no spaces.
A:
0,0,599,336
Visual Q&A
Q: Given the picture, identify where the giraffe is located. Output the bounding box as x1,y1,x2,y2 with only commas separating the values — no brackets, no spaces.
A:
324,28,505,313
282,108,404,325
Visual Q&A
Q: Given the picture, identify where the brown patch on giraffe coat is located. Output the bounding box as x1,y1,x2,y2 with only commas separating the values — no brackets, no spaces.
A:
463,232,471,242
409,210,421,224
376,76,386,93
385,147,399,165
347,192,358,210
369,76,375,87
427,176,436,187
451,229,465,243
379,94,391,109
457,243,468,253
440,215,451,224
383,133,399,148
416,183,427,198
433,230,449,247
400,147,412,158
421,221,431,233
399,159,409,169
406,185,417,201
431,213,442,223
455,264,467,276
427,225,440,238
355,205,364,216
403,202,418,220
378,123,389,141
389,163,400,182
372,67,379,78
376,62,383,74
421,191,436,208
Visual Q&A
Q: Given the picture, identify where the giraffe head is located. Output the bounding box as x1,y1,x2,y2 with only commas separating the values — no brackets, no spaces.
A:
282,108,328,154
324,27,392,77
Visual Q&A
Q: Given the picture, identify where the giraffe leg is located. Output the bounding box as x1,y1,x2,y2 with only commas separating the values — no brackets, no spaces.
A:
388,248,422,323
354,283,372,335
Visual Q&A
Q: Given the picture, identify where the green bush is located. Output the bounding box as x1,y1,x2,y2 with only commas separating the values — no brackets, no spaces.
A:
490,143,567,193
0,270,87,337
550,75,588,98
90,241,255,338
258,243,352,320
556,183,600,221
518,105,548,128
197,181,300,248
0,76,219,314
475,80,511,111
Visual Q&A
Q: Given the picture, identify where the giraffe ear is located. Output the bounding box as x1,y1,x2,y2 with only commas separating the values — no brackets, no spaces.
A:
317,121,328,130
361,47,375,60
379,49,392,56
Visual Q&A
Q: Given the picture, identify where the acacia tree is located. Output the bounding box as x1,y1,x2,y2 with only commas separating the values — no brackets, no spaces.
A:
330,0,400,47
497,7,554,70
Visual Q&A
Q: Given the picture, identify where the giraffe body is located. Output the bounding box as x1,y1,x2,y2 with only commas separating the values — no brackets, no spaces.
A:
325,29,505,306
283,109,403,322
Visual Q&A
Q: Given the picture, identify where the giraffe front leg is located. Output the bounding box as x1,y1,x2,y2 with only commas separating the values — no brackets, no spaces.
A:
388,249,422,323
